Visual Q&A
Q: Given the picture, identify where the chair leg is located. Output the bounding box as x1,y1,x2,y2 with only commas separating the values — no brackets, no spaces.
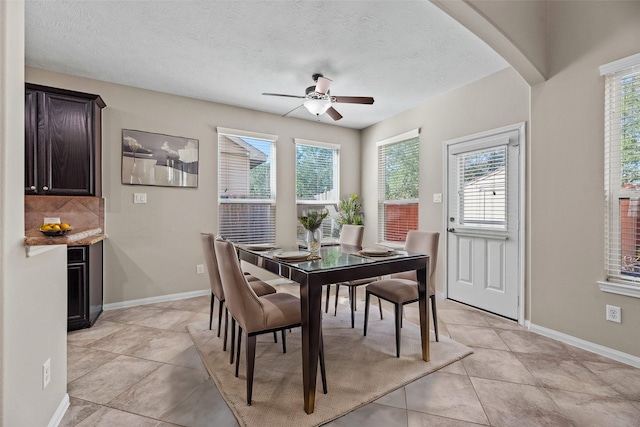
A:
235,327,243,377
246,335,257,405
349,286,356,328
273,331,278,343
363,291,371,336
334,283,341,316
282,329,287,353
223,308,229,351
319,330,327,394
209,293,214,330
217,299,224,337
378,297,384,320
230,317,236,364
430,294,439,342
325,284,331,313
394,303,402,358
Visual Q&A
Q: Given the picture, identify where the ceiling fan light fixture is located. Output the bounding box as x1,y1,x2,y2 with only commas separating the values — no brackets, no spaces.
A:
304,98,332,116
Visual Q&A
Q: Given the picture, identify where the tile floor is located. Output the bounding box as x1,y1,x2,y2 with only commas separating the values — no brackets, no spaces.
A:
61,286,640,427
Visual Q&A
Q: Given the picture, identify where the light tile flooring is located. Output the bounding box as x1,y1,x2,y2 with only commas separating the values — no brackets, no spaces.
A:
62,286,640,427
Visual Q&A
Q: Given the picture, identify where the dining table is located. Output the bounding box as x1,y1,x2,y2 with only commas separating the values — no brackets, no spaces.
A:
236,243,430,414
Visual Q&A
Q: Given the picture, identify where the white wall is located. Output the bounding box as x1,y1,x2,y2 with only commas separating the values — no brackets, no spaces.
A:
25,68,361,304
1,2,69,426
361,67,529,302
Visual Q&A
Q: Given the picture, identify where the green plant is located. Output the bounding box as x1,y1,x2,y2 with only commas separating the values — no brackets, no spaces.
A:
338,194,364,226
298,209,328,231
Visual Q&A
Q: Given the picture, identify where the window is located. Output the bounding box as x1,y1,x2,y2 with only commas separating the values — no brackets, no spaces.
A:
601,53,640,287
217,127,277,244
377,129,420,242
457,145,507,229
295,139,340,241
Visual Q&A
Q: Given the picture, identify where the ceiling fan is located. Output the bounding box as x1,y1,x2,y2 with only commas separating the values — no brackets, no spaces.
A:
262,74,374,121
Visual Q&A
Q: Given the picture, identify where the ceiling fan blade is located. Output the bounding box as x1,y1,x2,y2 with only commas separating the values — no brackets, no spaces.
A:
315,76,332,94
325,107,343,121
333,96,375,105
262,92,306,99
282,104,304,117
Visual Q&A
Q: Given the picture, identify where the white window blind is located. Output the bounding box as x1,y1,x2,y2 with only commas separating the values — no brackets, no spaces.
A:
457,145,507,229
377,130,420,243
295,139,340,240
601,53,640,284
217,128,277,244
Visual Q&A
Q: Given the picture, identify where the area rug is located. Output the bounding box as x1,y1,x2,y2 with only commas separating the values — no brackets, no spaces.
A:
187,309,472,427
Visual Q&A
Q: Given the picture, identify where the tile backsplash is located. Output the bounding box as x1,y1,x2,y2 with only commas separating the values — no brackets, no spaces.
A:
25,195,104,230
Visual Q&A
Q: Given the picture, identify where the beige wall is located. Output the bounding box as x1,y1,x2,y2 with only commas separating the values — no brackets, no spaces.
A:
361,67,530,302
529,1,640,356
1,2,69,426
25,67,361,304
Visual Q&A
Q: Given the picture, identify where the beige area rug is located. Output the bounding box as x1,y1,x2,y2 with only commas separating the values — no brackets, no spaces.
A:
188,309,472,427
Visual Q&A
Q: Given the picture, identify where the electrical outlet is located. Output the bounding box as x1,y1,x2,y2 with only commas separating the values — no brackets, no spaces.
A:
43,358,51,389
606,305,621,323
196,264,205,274
433,193,443,203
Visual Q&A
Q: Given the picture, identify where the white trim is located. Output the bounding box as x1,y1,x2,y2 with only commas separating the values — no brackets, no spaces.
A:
443,122,526,326
599,52,640,76
376,128,420,147
294,138,340,150
103,289,209,310
216,126,278,142
528,323,640,369
598,280,640,299
47,394,70,427
25,244,63,257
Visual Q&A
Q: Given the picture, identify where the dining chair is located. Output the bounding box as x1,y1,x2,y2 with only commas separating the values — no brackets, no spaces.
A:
200,233,277,354
331,225,384,328
214,237,327,405
363,230,439,357
324,224,364,313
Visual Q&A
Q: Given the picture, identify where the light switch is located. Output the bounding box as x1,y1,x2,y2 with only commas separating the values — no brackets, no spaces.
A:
433,193,442,203
134,193,147,204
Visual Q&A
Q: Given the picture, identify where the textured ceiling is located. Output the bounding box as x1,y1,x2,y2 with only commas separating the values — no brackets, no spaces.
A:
25,1,509,130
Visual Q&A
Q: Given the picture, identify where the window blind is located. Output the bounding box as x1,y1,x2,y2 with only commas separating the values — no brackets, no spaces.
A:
295,139,340,240
377,131,420,242
456,145,507,229
217,128,277,244
601,53,640,283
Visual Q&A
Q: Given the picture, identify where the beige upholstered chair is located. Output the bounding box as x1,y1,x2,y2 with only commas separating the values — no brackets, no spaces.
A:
363,231,440,357
200,233,276,353
324,225,364,313
214,237,327,405
332,225,384,328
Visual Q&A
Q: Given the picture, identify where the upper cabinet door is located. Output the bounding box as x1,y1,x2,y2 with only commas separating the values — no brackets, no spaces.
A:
25,89,39,195
40,92,95,196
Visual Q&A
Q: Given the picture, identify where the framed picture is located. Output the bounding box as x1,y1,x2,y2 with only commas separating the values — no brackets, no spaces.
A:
121,129,199,188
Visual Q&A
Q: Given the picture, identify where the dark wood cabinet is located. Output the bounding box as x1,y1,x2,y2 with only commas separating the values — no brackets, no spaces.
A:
25,84,105,196
67,242,103,331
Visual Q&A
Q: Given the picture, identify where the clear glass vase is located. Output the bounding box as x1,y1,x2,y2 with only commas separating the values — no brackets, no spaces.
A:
306,228,322,256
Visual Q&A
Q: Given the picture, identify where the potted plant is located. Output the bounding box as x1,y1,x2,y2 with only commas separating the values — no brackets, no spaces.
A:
338,194,364,226
298,209,328,256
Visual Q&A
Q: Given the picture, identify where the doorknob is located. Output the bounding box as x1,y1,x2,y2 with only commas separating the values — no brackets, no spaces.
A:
448,227,455,233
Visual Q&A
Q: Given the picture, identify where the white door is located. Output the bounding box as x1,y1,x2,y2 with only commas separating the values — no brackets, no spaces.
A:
445,123,524,320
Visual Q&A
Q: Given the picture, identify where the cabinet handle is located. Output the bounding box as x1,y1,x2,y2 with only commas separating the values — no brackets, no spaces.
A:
30,185,36,190
42,186,49,191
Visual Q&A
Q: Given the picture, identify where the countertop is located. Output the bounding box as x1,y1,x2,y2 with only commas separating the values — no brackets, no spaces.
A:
24,227,106,247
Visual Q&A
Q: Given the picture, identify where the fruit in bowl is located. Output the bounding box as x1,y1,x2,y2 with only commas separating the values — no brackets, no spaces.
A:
39,223,72,236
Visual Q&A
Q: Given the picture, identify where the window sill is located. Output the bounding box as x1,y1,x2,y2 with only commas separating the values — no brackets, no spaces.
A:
598,280,640,299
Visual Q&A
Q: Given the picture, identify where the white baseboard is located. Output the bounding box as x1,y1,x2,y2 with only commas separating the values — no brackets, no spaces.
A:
48,393,70,427
103,289,209,311
528,322,640,368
